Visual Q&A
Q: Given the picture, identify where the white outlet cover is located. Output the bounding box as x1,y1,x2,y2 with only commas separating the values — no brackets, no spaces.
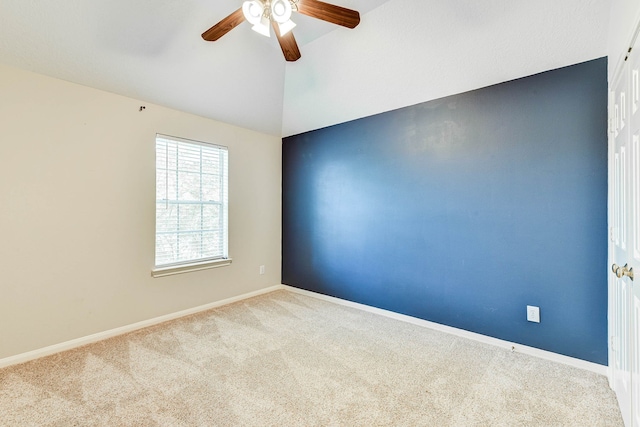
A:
527,305,540,323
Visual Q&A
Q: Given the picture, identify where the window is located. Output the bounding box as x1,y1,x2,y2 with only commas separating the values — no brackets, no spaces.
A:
153,134,230,277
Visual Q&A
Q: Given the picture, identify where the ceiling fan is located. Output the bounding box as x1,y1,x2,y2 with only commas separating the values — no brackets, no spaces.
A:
201,0,360,62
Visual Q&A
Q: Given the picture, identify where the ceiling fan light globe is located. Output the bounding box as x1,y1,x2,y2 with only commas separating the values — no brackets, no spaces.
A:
251,15,271,37
242,0,264,25
271,0,292,24
278,19,296,36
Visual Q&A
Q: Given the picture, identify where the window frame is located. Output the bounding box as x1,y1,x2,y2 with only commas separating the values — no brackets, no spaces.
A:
151,134,231,278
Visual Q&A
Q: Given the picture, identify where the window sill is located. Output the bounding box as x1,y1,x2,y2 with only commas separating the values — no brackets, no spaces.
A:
151,258,232,278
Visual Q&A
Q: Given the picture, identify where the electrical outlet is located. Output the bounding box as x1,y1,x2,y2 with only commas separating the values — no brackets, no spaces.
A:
259,265,265,275
527,305,540,323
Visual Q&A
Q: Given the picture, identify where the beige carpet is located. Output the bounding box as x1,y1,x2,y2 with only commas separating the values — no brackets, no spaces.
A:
0,289,623,426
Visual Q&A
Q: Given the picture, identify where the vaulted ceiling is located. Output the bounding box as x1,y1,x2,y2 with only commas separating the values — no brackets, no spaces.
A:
0,0,611,137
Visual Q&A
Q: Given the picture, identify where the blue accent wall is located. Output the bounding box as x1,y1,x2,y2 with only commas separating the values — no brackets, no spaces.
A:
282,58,608,365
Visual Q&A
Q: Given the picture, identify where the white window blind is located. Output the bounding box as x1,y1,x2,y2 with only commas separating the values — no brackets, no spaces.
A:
155,134,228,268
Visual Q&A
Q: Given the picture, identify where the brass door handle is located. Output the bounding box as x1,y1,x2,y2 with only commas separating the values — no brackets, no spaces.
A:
612,263,634,280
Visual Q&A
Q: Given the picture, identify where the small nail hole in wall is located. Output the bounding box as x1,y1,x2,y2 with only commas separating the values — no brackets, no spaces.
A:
139,106,146,111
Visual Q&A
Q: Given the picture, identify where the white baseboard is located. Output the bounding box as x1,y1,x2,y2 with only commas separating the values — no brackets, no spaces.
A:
0,285,283,369
282,285,608,376
1,284,608,377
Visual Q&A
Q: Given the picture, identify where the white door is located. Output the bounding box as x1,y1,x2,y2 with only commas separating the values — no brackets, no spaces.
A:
629,35,640,427
611,57,632,427
610,34,640,427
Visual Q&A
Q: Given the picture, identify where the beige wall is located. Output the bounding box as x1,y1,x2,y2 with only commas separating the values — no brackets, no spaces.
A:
0,64,282,360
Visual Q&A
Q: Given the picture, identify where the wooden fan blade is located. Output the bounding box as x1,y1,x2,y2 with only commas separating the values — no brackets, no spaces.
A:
272,21,301,62
202,8,245,41
295,0,360,29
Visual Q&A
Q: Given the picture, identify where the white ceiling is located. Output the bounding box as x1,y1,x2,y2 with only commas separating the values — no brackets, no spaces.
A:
282,0,613,136
0,0,611,137
0,0,389,136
